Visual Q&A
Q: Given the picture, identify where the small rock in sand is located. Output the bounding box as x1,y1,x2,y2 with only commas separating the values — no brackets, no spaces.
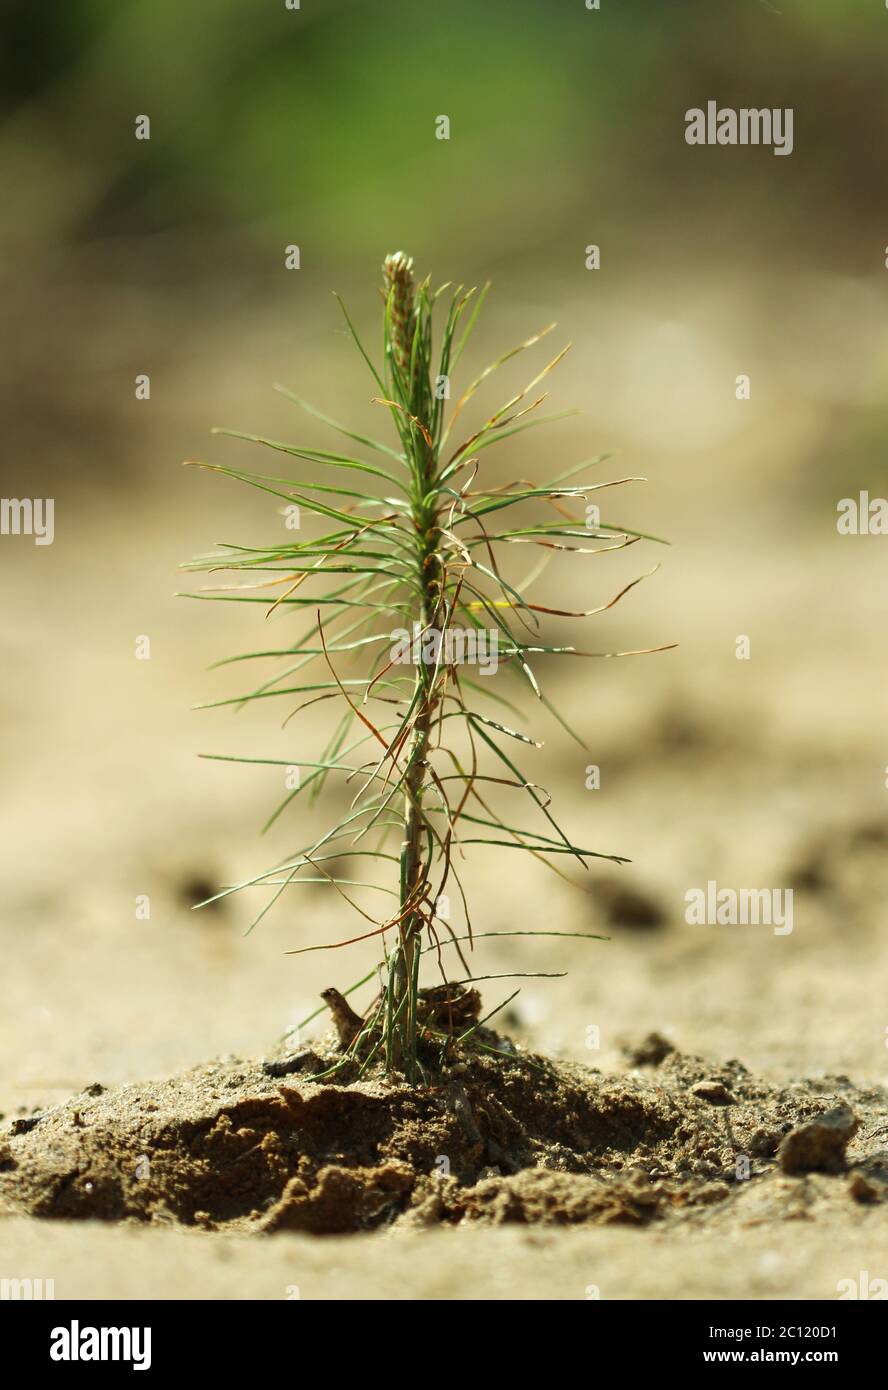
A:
848,1169,881,1204
9,1116,41,1136
623,1032,675,1066
690,1080,735,1105
778,1107,859,1175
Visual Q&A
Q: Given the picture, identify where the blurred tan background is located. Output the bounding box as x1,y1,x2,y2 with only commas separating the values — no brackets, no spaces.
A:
2,0,888,1120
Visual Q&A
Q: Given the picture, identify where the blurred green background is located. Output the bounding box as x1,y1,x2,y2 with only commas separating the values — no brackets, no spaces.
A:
0,0,885,473
2,0,887,501
4,0,888,263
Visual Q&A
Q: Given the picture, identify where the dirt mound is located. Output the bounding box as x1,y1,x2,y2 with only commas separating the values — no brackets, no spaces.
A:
1,1037,886,1235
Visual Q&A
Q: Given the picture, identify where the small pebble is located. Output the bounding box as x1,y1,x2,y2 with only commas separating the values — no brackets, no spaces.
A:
848,1169,880,1204
778,1107,859,1175
690,1080,735,1105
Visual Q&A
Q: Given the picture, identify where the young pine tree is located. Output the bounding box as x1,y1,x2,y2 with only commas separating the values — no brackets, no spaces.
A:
183,252,670,1082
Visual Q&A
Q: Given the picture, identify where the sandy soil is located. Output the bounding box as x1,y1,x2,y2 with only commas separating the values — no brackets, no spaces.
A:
3,1030,886,1301
7,1217,885,1302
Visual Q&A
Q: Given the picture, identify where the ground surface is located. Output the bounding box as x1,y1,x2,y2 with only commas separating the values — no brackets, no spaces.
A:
2,1036,886,1300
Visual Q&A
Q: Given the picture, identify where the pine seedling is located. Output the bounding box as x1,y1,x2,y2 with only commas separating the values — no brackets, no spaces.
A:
183,252,670,1083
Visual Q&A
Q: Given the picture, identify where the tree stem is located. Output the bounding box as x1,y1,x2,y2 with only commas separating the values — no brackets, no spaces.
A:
392,515,439,1075
382,251,441,1078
